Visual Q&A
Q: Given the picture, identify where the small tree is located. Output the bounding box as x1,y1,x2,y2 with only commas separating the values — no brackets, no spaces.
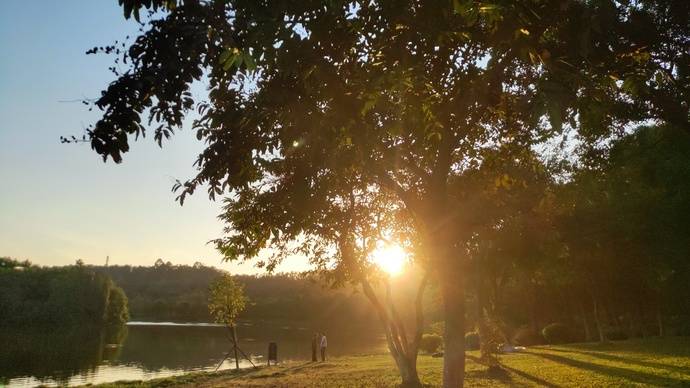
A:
208,274,247,369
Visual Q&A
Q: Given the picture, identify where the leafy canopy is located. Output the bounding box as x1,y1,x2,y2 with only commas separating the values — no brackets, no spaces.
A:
208,274,247,326
79,1,689,263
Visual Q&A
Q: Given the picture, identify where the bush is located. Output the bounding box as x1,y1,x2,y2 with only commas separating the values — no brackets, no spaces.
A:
420,334,443,354
464,331,480,350
542,323,574,344
428,321,444,336
512,326,545,346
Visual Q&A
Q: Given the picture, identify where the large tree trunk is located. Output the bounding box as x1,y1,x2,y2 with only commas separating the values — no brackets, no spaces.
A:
395,355,421,387
592,296,606,343
475,277,497,365
359,277,424,387
529,282,540,334
578,300,592,342
441,268,466,388
338,232,425,387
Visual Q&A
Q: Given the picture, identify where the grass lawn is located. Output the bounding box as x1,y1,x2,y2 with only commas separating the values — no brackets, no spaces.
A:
86,337,690,387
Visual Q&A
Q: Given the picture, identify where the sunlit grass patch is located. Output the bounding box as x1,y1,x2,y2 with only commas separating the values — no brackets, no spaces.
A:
86,337,690,387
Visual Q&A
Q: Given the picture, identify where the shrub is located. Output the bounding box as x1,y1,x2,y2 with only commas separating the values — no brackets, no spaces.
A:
419,334,443,354
512,326,545,346
428,321,444,336
542,323,573,344
464,331,480,350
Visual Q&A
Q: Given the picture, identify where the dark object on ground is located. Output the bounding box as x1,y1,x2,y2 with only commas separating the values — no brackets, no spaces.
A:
431,352,444,358
268,342,277,366
311,335,318,362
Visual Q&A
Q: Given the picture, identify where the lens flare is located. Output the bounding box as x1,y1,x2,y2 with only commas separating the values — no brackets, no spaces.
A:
371,245,406,276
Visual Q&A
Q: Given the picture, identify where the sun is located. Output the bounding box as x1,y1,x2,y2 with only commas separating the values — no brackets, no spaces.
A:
371,244,407,276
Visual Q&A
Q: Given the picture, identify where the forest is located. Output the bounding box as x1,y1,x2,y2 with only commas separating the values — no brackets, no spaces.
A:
93,261,381,326
0,258,129,327
457,125,690,347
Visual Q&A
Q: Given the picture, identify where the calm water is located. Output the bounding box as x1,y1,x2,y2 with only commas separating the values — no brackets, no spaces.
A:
0,321,386,387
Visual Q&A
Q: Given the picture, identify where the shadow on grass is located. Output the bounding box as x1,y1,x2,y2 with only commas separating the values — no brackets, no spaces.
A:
219,361,341,382
526,351,687,386
468,353,557,388
559,337,690,357
547,348,690,374
500,365,560,388
135,366,262,387
279,361,337,374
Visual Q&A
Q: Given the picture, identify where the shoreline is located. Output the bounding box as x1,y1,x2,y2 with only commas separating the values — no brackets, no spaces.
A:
78,338,690,387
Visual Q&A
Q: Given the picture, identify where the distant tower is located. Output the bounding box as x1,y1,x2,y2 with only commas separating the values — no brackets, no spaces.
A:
105,255,109,267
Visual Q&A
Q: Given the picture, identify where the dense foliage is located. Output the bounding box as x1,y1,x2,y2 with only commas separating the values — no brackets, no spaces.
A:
0,258,129,327
208,273,247,325
419,334,443,354
462,125,690,346
94,262,380,326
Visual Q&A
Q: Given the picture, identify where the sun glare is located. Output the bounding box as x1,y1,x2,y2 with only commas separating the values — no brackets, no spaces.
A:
371,244,407,276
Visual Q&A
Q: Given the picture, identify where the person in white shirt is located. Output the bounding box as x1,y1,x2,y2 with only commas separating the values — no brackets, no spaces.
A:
320,333,328,361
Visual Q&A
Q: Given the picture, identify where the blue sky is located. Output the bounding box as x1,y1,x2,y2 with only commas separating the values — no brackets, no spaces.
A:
0,2,304,273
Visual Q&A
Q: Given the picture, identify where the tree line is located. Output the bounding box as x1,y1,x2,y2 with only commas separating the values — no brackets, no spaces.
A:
0,258,129,327
94,261,381,326
461,125,690,353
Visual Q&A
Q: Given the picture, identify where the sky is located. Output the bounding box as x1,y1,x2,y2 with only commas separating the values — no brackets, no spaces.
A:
0,2,307,273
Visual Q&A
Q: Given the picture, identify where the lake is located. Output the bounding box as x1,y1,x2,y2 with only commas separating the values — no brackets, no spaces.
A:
0,321,386,387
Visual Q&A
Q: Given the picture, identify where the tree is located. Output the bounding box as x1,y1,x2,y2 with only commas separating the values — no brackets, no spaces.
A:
76,1,690,386
208,274,247,369
0,260,130,328
215,170,429,385
106,285,131,326
559,125,690,340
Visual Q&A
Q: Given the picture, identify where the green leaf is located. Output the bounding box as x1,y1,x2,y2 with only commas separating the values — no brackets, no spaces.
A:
220,48,243,71
219,49,231,64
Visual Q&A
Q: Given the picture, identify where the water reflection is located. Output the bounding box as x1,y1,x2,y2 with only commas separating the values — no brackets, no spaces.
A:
0,325,128,387
1,322,385,387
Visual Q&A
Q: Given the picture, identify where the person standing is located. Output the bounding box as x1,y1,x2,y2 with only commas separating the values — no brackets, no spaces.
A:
320,332,328,361
311,333,319,362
